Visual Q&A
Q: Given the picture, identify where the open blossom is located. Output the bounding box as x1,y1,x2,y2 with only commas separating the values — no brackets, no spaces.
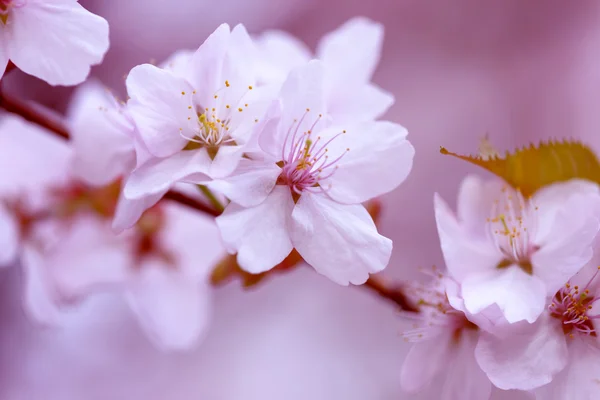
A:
212,60,414,285
0,0,109,85
399,271,492,400
255,16,393,124
121,23,273,229
434,175,600,324
473,265,600,397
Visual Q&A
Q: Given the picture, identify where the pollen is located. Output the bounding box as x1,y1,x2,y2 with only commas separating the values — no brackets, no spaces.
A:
181,91,186,95
225,80,230,87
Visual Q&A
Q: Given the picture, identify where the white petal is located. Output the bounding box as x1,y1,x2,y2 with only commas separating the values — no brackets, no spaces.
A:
48,216,132,297
456,175,506,237
462,267,547,323
208,144,245,179
186,23,230,104
434,193,502,281
159,49,194,77
216,186,294,273
400,334,452,393
122,150,211,200
254,30,311,85
21,245,63,325
112,191,165,233
8,0,109,86
126,263,211,351
0,204,19,266
222,24,257,96
320,121,414,204
441,331,492,400
317,17,383,84
126,64,194,157
0,25,8,79
327,83,393,124
67,81,136,186
532,189,600,295
475,316,568,390
206,159,281,207
290,193,391,285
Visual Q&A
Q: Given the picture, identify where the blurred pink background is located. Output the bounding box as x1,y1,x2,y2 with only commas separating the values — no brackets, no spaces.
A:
3,0,600,398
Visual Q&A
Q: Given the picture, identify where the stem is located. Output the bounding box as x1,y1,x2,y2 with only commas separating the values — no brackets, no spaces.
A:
164,190,220,217
198,184,225,213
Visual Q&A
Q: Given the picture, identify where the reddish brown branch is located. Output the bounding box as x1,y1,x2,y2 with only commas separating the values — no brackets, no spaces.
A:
362,275,419,312
0,90,70,139
163,190,221,217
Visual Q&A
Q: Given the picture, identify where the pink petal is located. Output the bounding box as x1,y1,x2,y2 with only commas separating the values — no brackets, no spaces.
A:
48,216,132,298
400,334,452,393
0,204,19,266
317,17,383,84
533,339,600,400
8,0,109,86
186,23,230,105
254,30,311,85
206,159,281,207
21,245,63,325
260,61,327,160
456,175,505,237
327,83,394,124
67,81,136,186
112,191,166,233
462,267,547,323
320,121,414,204
0,31,8,79
159,49,194,77
208,145,246,179
440,330,492,400
434,193,502,281
475,316,568,390
126,263,211,351
532,188,600,295
216,186,294,274
222,24,257,95
125,64,194,157
122,150,212,200
290,193,391,285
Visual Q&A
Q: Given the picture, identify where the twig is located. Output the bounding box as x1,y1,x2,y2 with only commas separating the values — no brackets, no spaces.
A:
362,275,419,312
163,190,221,217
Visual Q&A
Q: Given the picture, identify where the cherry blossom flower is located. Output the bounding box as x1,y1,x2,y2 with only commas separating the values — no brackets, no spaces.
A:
255,16,393,124
434,175,600,324
474,265,600,397
0,0,109,85
213,60,414,285
121,23,274,228
399,271,492,400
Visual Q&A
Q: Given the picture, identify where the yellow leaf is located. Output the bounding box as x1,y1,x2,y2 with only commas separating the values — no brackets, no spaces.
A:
440,139,600,197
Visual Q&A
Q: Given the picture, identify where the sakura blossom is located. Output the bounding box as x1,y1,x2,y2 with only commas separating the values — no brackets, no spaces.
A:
399,272,492,400
474,265,600,397
213,60,414,285
434,175,600,324
255,16,393,124
0,0,109,85
120,23,274,229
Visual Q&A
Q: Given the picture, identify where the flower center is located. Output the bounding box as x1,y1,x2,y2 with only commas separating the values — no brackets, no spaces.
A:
549,267,600,338
487,186,539,274
179,81,254,157
277,108,348,200
0,0,25,24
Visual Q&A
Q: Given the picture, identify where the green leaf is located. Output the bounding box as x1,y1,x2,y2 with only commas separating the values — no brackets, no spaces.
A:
440,139,600,197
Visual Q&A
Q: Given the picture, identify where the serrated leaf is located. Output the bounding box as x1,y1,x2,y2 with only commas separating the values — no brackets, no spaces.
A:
440,139,600,196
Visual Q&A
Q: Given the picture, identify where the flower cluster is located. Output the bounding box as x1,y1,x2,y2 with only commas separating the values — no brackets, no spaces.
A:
0,15,414,350
1,4,599,399
399,175,600,399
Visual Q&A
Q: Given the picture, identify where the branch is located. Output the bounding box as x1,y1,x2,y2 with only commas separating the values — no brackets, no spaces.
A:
163,190,221,217
362,275,418,312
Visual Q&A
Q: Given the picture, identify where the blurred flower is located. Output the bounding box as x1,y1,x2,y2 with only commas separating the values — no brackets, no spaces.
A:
255,16,393,124
121,23,273,228
399,271,492,400
214,60,414,285
0,0,109,85
434,175,600,324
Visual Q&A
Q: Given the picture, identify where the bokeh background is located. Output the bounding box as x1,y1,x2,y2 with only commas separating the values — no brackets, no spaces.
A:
3,1,600,398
